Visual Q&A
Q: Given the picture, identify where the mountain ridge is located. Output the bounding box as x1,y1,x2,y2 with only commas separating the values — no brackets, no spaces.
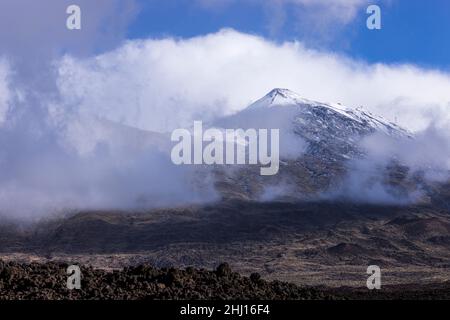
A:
211,88,423,202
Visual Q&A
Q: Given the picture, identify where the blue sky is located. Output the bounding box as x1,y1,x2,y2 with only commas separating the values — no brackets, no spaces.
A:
127,0,450,70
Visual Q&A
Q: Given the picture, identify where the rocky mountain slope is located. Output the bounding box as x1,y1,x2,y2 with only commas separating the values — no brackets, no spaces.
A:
212,89,433,202
2,197,450,287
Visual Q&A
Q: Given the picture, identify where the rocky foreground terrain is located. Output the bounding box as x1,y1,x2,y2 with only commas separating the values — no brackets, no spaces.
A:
1,197,450,291
1,260,450,300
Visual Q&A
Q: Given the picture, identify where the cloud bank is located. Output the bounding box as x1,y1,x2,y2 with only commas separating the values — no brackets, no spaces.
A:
1,29,450,217
56,29,450,133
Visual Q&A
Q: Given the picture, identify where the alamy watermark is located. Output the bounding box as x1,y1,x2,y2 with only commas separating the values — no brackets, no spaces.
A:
63,263,380,291
65,4,380,31
66,5,81,30
366,265,381,289
67,265,81,290
171,121,280,176
367,5,382,30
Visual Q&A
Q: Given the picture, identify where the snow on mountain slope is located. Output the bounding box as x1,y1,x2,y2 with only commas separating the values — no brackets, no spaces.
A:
210,89,426,202
216,88,411,161
249,88,409,138
250,88,401,123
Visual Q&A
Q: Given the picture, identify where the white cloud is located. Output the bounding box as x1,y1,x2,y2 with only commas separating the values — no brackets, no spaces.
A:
57,29,450,133
2,29,450,216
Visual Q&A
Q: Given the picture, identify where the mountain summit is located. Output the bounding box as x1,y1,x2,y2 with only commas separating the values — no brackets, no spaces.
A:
218,88,409,161
213,89,422,201
247,88,408,138
248,88,312,108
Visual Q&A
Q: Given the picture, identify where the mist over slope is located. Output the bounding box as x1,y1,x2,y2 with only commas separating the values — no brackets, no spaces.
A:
0,30,449,218
0,111,218,218
212,89,449,204
0,85,449,218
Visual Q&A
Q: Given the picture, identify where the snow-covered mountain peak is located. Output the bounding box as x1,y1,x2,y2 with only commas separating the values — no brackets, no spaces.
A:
266,88,303,101
249,88,313,109
245,89,410,139
214,88,412,162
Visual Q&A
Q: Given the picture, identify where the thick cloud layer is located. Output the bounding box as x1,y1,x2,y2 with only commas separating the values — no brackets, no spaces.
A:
1,29,450,217
325,122,450,205
57,29,450,133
